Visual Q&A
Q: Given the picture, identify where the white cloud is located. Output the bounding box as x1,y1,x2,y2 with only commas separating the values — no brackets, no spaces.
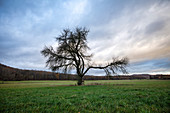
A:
88,1,170,64
1,0,170,74
62,0,90,26
63,0,87,15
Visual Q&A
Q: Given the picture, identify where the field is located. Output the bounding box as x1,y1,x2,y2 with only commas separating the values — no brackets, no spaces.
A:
0,80,170,113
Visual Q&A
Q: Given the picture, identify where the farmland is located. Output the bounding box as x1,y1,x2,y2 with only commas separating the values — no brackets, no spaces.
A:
0,80,170,112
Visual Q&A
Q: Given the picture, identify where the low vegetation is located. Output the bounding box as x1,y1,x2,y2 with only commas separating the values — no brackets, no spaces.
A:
0,80,170,112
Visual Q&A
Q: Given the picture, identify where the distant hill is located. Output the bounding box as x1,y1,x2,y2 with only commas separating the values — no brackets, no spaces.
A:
0,63,77,81
0,63,170,81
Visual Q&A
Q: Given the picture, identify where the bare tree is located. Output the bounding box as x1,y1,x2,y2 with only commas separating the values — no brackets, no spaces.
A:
41,27,128,85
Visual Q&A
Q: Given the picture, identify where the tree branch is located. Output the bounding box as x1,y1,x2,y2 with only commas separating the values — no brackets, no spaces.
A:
83,58,128,75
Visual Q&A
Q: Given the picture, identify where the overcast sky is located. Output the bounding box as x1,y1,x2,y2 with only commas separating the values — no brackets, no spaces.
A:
0,0,170,75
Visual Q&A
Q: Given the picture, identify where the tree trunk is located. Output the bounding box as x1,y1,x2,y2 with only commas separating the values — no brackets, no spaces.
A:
77,76,84,85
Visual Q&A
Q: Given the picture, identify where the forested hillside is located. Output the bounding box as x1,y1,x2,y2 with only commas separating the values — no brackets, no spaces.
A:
0,63,169,81
0,63,77,80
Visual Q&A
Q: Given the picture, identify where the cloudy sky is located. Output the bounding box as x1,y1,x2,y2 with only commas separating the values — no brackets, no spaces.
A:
0,0,170,75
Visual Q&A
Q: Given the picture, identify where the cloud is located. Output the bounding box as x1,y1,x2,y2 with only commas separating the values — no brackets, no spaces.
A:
83,0,170,74
145,20,165,34
0,0,90,71
87,1,170,64
63,0,87,15
0,0,170,74
62,0,89,26
129,58,170,74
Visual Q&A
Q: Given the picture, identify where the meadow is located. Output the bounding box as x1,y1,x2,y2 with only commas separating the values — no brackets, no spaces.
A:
0,80,170,113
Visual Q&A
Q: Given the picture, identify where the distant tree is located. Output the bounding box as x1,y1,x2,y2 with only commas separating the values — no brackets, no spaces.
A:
41,27,129,85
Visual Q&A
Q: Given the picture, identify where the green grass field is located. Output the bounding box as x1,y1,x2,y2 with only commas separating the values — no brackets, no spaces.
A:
0,80,170,113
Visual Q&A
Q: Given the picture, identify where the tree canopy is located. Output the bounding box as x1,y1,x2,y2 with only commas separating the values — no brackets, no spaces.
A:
41,27,128,85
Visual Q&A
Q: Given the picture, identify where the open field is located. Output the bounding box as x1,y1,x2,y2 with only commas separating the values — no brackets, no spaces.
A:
0,80,170,112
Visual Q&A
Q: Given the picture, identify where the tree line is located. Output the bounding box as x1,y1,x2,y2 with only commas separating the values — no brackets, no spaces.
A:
0,63,169,81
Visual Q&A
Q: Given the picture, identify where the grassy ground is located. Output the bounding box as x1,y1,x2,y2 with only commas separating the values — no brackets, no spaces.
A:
0,80,170,113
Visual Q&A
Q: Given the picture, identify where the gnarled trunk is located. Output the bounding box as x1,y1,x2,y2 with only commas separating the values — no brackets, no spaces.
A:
77,76,84,85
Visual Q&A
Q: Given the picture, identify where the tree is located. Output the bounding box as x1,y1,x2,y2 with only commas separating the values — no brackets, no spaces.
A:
41,27,128,85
